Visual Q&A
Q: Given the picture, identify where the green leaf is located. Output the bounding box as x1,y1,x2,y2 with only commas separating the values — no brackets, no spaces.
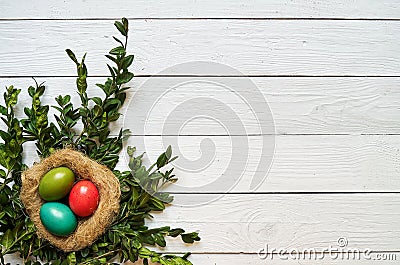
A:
148,172,163,180
156,154,167,169
91,96,102,105
150,197,166,211
105,55,117,64
66,49,79,64
103,99,121,112
169,228,185,238
134,166,148,182
166,145,172,159
107,64,116,79
0,130,9,141
121,55,134,69
117,72,134,85
0,105,6,115
138,247,153,258
36,84,45,97
113,36,125,47
153,233,166,247
122,18,128,30
28,86,35,97
131,238,142,249
109,46,125,56
67,252,76,265
63,95,71,105
93,105,103,117
181,232,201,244
127,146,136,156
114,21,127,36
6,88,20,107
1,229,13,249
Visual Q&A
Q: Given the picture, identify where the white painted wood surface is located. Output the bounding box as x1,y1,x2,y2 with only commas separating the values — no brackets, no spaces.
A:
1,1,400,264
16,135,400,192
5,253,399,265
1,77,400,135
1,20,400,76
1,0,400,19
144,194,400,252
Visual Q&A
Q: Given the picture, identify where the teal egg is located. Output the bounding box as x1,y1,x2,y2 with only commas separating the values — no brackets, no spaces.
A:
40,202,77,236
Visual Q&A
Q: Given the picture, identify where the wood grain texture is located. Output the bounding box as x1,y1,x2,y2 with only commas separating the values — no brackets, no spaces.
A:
1,77,400,135
1,20,400,76
104,194,400,252
152,254,400,265
2,2,400,264
3,194,400,253
2,0,400,19
146,253,400,264
18,134,400,192
5,253,400,265
127,135,400,192
2,76,399,192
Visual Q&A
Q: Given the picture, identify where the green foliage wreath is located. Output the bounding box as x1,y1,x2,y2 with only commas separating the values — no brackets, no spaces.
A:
0,18,200,265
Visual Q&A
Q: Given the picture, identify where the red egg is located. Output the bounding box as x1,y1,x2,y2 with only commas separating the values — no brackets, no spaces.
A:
68,180,99,217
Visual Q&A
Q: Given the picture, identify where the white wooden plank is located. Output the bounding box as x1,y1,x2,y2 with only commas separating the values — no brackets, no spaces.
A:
124,194,400,252
1,77,399,192
127,135,400,192
5,253,400,265
148,253,400,265
1,0,400,19
19,134,400,192
1,77,400,135
119,77,400,135
3,3,399,265
1,20,400,76
3,195,400,257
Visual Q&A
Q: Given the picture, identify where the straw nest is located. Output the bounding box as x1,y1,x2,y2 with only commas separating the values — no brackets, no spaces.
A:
20,148,121,252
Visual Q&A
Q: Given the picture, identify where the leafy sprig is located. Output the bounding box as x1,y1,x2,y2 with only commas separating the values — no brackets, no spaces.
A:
63,18,133,170
0,18,200,265
21,79,59,157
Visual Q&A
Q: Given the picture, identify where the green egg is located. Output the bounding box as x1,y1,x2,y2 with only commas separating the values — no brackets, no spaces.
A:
39,167,75,201
40,202,77,236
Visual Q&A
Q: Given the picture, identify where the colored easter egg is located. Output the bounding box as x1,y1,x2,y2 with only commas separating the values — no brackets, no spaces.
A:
69,180,99,217
40,202,77,236
39,167,75,201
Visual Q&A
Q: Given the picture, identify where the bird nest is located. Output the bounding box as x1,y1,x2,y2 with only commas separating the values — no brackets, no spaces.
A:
20,148,121,252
